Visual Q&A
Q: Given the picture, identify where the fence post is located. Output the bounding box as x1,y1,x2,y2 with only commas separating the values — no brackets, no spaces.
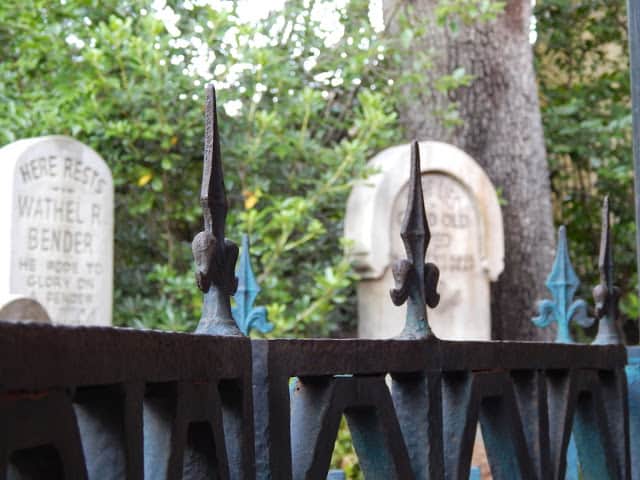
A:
627,0,640,301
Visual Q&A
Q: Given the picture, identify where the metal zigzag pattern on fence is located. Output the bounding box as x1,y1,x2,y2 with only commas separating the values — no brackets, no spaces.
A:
0,86,632,479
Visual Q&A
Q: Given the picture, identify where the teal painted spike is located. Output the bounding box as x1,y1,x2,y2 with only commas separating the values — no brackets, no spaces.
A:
531,226,594,343
231,235,273,336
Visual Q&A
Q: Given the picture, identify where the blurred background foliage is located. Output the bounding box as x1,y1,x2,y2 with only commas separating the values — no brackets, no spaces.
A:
0,0,486,339
534,0,636,341
0,1,633,334
0,0,406,337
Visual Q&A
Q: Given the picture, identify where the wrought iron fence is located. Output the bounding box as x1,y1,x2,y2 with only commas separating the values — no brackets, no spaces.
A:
0,85,634,479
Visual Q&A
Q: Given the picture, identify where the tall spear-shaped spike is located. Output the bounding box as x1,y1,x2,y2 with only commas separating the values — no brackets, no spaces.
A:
593,196,622,344
390,141,440,339
599,197,614,292
402,141,429,265
201,84,227,246
192,85,241,336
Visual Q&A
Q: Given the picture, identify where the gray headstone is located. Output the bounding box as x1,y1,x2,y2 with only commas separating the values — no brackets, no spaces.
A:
0,136,113,325
345,141,504,340
0,294,50,323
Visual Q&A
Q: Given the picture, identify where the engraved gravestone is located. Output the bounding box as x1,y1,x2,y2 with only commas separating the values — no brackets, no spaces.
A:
345,141,504,340
0,136,113,325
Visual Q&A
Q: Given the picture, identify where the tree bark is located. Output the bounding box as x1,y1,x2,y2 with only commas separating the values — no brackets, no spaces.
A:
384,0,555,340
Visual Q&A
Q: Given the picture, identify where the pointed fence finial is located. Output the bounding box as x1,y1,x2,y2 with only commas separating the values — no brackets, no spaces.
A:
389,141,440,339
531,226,593,342
232,235,273,335
593,196,623,344
192,85,241,336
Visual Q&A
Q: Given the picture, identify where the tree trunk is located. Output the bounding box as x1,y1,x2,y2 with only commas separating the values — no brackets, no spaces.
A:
384,0,555,340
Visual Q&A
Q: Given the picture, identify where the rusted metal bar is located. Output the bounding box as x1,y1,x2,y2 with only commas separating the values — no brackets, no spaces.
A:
0,322,256,479
251,337,628,479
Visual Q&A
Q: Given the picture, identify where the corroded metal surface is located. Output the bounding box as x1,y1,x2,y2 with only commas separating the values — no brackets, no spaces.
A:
593,196,623,344
626,346,640,480
0,323,628,479
531,226,590,479
252,338,629,480
389,141,440,339
192,85,241,336
0,322,255,479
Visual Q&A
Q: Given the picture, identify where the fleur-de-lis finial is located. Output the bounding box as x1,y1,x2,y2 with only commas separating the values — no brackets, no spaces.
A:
389,141,440,339
192,85,241,336
593,196,623,344
531,226,593,342
232,234,273,335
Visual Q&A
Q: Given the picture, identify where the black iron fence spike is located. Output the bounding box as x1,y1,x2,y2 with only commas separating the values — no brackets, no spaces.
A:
192,85,241,336
593,195,623,344
390,141,440,339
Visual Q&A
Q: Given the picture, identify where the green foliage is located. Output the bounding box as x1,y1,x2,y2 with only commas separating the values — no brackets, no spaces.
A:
331,417,362,479
0,0,509,339
0,0,424,337
535,0,636,336
435,0,505,29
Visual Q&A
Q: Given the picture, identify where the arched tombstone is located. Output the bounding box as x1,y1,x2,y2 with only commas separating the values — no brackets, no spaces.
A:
0,295,51,323
345,141,504,340
0,136,113,325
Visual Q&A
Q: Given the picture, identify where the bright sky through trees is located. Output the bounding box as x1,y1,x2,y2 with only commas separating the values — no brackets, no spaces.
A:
127,0,385,117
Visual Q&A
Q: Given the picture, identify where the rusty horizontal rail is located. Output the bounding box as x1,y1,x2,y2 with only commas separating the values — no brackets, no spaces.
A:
0,323,250,390
0,322,255,480
252,338,629,479
254,338,626,374
0,322,630,479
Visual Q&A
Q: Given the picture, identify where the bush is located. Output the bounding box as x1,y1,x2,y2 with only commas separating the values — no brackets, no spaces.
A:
0,0,413,337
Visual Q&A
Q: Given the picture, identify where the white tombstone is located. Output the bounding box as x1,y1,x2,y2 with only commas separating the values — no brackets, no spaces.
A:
0,136,113,325
345,141,504,340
